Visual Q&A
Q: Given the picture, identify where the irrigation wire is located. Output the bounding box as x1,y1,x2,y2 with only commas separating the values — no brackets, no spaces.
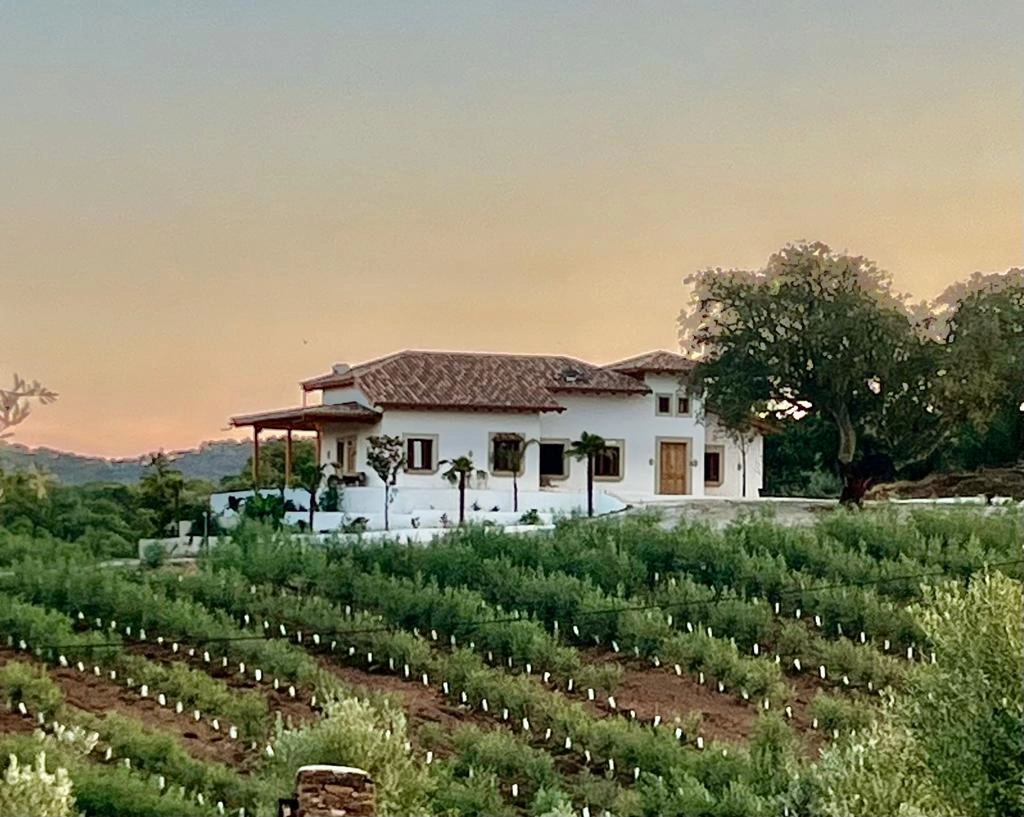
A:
15,556,1024,653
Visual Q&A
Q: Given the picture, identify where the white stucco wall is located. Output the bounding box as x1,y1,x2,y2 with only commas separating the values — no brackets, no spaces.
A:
320,385,372,406
704,417,764,499
537,375,710,499
379,409,543,491
303,372,763,502
317,421,381,477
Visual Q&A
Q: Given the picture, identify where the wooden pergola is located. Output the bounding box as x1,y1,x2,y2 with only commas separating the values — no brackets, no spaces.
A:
230,403,380,487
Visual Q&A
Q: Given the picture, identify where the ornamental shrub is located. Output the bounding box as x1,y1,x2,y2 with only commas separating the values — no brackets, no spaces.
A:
0,752,75,817
265,696,432,817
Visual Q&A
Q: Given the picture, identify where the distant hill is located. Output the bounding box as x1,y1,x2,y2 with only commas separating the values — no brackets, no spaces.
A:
0,439,255,485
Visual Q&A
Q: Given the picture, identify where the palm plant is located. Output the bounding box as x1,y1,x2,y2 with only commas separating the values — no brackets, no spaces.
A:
567,432,607,517
494,435,539,512
440,453,475,525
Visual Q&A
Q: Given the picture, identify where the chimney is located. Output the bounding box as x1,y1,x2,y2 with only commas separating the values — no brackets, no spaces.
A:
332,363,350,376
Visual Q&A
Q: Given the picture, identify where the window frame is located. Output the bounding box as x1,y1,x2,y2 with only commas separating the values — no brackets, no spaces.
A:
403,434,439,475
676,395,691,416
655,393,673,416
704,444,725,487
489,432,526,477
539,438,570,481
592,440,625,482
336,435,359,475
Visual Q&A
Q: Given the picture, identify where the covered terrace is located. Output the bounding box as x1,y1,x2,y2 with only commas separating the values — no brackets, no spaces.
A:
230,402,380,487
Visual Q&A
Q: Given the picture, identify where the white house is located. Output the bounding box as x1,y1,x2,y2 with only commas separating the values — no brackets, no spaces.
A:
223,350,765,529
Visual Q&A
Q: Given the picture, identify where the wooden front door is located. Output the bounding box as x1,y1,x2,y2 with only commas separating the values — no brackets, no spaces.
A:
658,441,689,494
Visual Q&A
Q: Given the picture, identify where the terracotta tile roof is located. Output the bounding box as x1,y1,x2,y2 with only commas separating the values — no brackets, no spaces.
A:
605,349,696,375
231,402,381,430
300,350,650,412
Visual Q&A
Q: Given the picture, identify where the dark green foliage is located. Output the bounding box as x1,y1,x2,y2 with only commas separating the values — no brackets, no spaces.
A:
68,764,216,817
220,437,317,491
0,477,153,558
763,415,841,497
518,508,542,525
0,660,64,716
240,491,286,527
320,476,342,512
428,767,512,817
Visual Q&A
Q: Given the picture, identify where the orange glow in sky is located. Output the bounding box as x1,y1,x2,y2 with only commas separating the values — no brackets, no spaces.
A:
2,3,1021,457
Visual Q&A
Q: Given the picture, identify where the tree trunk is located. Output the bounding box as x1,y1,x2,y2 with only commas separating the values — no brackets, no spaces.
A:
586,455,594,517
835,404,857,467
513,472,519,512
458,472,466,524
308,489,315,532
839,466,871,507
383,484,389,531
833,405,865,506
740,447,747,498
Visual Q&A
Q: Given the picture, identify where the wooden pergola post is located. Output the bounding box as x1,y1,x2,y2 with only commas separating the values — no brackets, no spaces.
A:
252,426,261,488
285,429,293,488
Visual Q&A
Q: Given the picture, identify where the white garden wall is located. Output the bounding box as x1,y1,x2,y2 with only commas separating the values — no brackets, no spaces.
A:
211,486,626,531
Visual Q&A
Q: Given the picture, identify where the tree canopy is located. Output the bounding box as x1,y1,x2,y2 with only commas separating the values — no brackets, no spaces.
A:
221,437,316,490
680,242,969,499
935,269,1024,460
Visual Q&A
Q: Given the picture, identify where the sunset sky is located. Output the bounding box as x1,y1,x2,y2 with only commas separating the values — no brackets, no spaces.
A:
2,2,1021,457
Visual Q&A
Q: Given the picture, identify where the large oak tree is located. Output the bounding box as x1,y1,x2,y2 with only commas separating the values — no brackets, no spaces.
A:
679,242,949,502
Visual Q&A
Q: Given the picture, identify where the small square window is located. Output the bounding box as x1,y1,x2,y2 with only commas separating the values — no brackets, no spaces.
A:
677,396,691,416
491,433,524,475
405,437,436,472
704,448,724,486
656,394,672,415
593,443,623,479
539,442,568,479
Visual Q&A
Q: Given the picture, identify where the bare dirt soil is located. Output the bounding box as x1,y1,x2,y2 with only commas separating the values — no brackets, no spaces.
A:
593,666,757,743
125,641,318,730
578,652,835,756
0,708,37,736
867,467,1024,501
325,662,483,736
0,650,246,766
577,652,758,743
786,675,829,757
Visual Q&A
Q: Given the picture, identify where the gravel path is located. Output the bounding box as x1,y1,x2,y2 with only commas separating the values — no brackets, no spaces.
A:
628,498,839,530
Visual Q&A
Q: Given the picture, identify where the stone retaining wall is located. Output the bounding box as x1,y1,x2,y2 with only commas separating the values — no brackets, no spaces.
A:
292,765,375,816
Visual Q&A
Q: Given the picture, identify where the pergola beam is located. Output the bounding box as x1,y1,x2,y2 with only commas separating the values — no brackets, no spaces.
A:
285,429,293,488
252,426,261,487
